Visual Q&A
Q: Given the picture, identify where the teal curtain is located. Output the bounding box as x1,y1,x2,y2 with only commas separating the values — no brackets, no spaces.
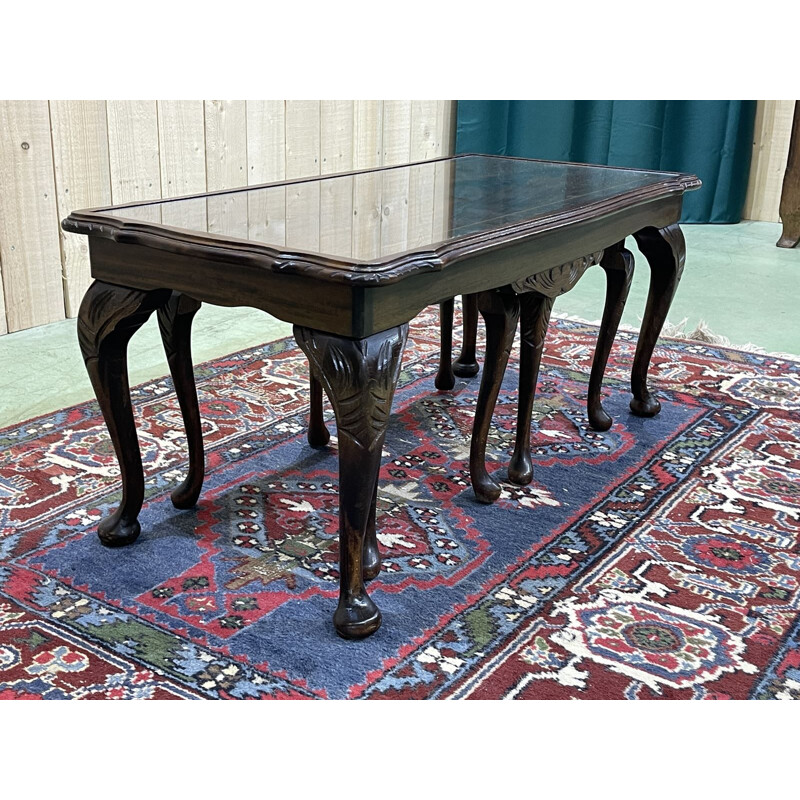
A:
455,100,757,223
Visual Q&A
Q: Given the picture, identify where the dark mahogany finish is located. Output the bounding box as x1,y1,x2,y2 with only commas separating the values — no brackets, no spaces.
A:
307,374,331,448
63,154,700,639
629,224,686,417
295,324,408,638
157,292,204,509
508,292,555,487
589,243,635,431
77,282,171,546
453,294,480,377
470,290,521,503
467,248,632,497
435,299,456,390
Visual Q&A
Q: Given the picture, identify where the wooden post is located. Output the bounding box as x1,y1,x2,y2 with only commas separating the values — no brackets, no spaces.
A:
777,101,800,248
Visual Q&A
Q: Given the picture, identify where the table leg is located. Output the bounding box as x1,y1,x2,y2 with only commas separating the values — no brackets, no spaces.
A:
307,373,331,448
587,242,634,431
453,294,480,377
435,298,456,390
77,280,171,547
630,224,686,417
470,290,520,503
309,371,378,580
508,292,554,486
294,323,408,639
157,292,204,509
363,479,381,581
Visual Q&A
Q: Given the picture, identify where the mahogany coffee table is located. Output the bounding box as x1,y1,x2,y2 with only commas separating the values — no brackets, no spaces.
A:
63,154,700,639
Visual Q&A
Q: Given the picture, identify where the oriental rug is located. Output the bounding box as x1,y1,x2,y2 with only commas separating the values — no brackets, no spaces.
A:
1,309,799,700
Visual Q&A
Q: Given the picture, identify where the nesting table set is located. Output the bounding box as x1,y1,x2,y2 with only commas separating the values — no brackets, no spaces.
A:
63,154,700,639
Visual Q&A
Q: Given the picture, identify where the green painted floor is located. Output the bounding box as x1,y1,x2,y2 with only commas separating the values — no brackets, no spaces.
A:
0,220,798,429
563,221,800,351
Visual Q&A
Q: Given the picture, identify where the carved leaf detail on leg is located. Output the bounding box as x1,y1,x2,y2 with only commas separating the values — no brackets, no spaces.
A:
78,282,171,363
296,325,409,453
294,324,408,638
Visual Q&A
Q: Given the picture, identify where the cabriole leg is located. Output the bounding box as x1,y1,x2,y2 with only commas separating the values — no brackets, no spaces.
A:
435,298,456,390
453,293,480,377
363,479,381,581
630,224,686,417
77,280,171,547
308,374,331,448
508,292,554,486
157,292,204,509
469,290,520,504
587,242,634,431
294,323,408,639
309,372,377,578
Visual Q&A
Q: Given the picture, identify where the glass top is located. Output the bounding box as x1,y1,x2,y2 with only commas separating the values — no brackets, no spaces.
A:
98,155,690,264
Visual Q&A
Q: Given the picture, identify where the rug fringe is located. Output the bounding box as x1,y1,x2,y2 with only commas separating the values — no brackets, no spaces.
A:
552,312,800,362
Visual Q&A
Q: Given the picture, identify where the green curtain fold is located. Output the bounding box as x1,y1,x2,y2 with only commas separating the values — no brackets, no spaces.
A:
455,100,757,223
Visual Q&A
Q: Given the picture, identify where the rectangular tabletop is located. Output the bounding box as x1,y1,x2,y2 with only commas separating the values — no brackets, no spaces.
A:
64,154,700,337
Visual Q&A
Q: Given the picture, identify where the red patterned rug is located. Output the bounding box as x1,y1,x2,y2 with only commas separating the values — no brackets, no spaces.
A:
1,308,799,699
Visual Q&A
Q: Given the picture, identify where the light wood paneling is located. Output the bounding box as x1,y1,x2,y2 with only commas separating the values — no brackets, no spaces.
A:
0,247,6,334
50,100,112,317
320,100,354,257
744,100,797,222
438,100,456,160
285,100,321,251
246,100,286,246
205,100,248,239
157,100,207,232
433,102,456,243
408,100,441,248
107,100,161,222
0,99,463,334
380,100,412,257
0,100,64,331
352,101,384,260
411,99,442,162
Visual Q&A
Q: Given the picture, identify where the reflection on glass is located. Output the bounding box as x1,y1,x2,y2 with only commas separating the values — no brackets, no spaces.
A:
101,155,681,264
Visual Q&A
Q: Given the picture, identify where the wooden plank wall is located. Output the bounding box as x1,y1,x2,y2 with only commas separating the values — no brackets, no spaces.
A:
0,98,791,335
0,101,64,332
743,100,797,222
0,100,456,335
